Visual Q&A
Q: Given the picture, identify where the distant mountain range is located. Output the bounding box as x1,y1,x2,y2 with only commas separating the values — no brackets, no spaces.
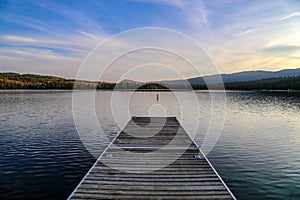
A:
160,68,300,85
1,68,300,90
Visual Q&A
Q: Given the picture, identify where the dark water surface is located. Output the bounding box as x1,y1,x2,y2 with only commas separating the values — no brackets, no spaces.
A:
0,90,299,199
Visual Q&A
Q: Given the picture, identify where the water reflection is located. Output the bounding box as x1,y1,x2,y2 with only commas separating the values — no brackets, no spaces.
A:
0,90,299,199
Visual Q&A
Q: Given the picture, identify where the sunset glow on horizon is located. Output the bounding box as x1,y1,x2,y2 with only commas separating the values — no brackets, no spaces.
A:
1,0,300,80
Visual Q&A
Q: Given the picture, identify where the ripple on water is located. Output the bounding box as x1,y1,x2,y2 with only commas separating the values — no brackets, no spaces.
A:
0,90,300,199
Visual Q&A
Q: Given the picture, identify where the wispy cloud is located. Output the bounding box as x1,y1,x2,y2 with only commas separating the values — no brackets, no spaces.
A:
31,0,105,35
279,11,300,21
0,13,56,35
128,0,185,8
0,34,103,54
234,29,255,37
0,0,107,39
261,44,300,54
0,0,110,77
128,0,211,26
0,46,82,77
0,32,109,78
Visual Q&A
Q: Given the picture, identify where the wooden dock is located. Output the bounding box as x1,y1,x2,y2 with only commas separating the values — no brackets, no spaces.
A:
69,117,236,200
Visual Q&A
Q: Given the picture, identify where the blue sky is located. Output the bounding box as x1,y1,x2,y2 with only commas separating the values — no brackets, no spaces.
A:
1,0,300,79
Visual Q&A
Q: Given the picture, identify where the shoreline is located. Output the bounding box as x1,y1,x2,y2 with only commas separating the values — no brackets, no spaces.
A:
1,89,300,92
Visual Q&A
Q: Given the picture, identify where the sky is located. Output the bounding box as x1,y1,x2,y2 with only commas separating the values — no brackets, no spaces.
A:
1,0,300,80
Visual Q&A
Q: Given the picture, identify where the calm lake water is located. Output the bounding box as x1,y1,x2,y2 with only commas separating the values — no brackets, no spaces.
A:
0,90,300,199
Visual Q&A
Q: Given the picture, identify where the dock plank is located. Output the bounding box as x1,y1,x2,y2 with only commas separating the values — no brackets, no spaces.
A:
69,117,235,200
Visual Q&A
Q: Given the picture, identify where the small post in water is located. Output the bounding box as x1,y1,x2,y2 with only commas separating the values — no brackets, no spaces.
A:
156,93,159,102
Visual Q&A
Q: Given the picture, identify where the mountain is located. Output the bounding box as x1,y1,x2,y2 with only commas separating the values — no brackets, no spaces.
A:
162,68,300,85
118,79,139,84
222,75,300,90
1,68,300,90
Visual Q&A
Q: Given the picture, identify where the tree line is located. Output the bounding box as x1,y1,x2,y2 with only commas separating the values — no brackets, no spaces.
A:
1,72,300,90
214,75,300,90
0,73,115,90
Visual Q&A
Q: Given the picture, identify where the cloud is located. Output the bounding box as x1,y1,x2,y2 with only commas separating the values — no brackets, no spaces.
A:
0,46,82,77
261,44,300,54
0,0,107,39
0,46,75,60
279,12,300,21
31,0,105,34
234,29,255,37
0,12,57,36
127,0,185,8
0,0,107,78
128,0,211,26
0,34,104,55
0,32,110,78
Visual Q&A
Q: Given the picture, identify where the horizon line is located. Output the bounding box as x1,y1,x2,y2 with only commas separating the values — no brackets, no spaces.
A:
1,67,300,83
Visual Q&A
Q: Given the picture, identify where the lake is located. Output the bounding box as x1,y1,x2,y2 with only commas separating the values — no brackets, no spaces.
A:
0,90,300,199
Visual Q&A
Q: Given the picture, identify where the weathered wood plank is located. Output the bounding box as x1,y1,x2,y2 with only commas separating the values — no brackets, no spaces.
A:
68,117,236,200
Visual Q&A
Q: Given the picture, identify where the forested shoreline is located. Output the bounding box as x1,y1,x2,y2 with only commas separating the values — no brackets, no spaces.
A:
0,73,115,90
191,75,300,90
1,72,300,90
